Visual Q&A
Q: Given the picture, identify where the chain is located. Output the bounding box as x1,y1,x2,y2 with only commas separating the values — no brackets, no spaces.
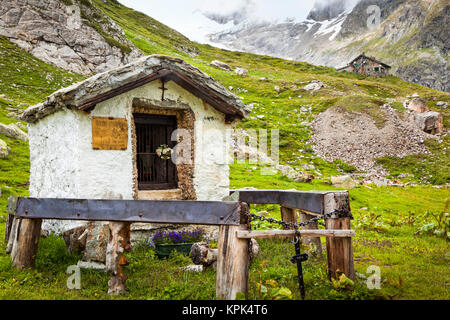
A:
248,208,349,230
247,208,350,300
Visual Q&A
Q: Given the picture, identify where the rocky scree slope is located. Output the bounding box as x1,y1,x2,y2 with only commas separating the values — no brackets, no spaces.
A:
310,104,435,174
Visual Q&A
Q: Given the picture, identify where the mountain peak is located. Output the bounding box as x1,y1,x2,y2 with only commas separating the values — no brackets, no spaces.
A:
307,0,351,21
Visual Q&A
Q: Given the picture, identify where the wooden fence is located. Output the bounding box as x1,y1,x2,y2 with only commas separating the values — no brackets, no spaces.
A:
4,189,355,299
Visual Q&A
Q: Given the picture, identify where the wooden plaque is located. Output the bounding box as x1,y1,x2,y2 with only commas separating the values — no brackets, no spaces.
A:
92,117,128,150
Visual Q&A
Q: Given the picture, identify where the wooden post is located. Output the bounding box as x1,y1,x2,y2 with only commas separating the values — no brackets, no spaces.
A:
299,211,322,256
5,196,18,252
324,192,355,280
5,213,14,243
280,206,297,229
216,203,250,300
106,222,131,296
5,217,19,254
7,194,42,269
10,218,42,269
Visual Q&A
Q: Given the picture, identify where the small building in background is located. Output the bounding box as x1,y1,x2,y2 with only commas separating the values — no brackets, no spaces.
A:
337,53,391,77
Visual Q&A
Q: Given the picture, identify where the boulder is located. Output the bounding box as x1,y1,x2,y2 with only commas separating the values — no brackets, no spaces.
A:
0,123,28,141
210,60,233,71
234,67,248,76
304,80,325,92
294,172,315,183
414,111,444,134
331,175,356,189
82,222,110,263
6,111,21,120
408,98,429,113
15,122,27,130
276,164,298,180
436,101,448,109
62,225,88,254
0,139,10,158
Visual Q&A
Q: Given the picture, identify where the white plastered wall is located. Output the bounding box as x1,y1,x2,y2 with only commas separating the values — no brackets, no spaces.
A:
28,80,232,233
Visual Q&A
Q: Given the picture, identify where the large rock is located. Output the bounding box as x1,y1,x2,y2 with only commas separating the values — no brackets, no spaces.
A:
304,81,325,92
210,60,233,71
82,222,110,263
62,225,87,254
0,0,142,76
6,111,22,120
234,67,248,76
0,123,28,141
407,98,429,113
436,101,448,109
294,172,315,183
331,175,356,189
414,111,444,134
0,139,10,158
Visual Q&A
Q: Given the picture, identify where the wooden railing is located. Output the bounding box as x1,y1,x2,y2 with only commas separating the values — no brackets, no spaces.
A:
4,189,355,299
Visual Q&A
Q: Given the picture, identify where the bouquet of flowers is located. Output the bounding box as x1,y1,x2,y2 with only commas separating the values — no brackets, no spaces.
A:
156,144,172,160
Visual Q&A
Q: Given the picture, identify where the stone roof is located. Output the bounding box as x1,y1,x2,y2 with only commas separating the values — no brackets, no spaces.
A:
349,54,391,69
21,55,251,123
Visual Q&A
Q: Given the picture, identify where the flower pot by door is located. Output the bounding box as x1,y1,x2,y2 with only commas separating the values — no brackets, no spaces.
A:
155,243,194,259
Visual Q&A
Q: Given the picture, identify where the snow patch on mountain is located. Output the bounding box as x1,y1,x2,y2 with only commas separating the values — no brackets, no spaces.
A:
314,10,351,41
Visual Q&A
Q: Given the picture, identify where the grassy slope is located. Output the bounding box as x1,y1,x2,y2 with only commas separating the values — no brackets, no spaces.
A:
0,36,85,215
0,0,449,300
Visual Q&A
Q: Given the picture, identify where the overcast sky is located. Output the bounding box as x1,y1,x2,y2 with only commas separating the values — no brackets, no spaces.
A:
118,0,317,42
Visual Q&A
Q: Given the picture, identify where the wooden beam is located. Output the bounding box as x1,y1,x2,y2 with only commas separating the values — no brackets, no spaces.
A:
216,225,250,300
236,229,355,239
230,190,352,217
324,193,355,281
13,198,241,226
216,203,250,300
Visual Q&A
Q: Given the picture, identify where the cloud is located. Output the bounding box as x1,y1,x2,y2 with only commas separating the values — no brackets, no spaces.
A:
198,0,255,25
117,0,318,42
313,0,361,10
